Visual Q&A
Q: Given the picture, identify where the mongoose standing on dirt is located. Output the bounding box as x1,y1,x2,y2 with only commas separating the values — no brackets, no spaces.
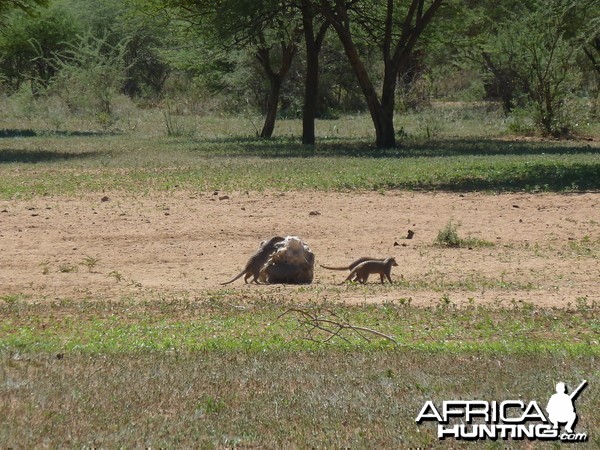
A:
221,236,284,285
321,256,386,282
341,257,398,285
320,256,385,271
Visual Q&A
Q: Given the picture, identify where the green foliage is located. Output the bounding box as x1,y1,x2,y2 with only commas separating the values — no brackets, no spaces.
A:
0,1,80,90
435,220,495,248
0,0,597,143
49,31,128,116
0,0,47,21
466,0,597,136
435,220,462,247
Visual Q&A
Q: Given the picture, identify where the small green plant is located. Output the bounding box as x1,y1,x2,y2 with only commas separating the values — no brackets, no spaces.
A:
1,294,22,305
439,293,452,308
197,396,226,416
59,264,77,273
109,270,124,283
81,256,100,273
163,101,189,137
575,296,589,310
434,220,494,248
435,220,462,247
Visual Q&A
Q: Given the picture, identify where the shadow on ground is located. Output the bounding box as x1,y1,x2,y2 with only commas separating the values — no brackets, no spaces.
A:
377,163,600,192
0,148,102,163
191,136,599,159
0,129,118,139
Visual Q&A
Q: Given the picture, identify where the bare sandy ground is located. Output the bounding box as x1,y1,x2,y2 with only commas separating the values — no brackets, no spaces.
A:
1,191,598,307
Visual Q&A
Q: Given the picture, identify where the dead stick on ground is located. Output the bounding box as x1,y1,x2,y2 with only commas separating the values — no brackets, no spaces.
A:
277,307,398,345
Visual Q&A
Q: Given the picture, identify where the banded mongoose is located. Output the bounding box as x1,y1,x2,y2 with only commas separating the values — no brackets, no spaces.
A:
320,256,385,271
341,257,398,285
221,236,284,285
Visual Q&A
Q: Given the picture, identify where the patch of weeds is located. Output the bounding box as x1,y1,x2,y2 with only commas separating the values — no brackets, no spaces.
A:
108,270,124,283
40,261,51,275
575,296,590,310
435,220,462,247
1,294,26,305
81,255,100,273
196,396,226,416
434,220,494,248
568,235,599,257
59,264,77,273
438,293,453,308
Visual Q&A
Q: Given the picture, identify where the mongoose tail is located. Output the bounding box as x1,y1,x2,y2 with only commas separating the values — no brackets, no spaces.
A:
220,271,248,285
221,236,284,285
320,264,352,271
320,257,384,271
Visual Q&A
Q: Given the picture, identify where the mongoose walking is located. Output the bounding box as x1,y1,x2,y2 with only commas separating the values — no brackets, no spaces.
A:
221,236,284,285
320,256,385,271
321,256,385,282
341,257,398,285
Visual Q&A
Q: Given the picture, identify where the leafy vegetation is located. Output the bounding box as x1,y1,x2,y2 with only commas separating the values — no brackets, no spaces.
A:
435,220,495,248
0,0,597,143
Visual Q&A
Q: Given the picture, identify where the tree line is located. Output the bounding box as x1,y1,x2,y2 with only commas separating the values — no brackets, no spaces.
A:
1,0,598,147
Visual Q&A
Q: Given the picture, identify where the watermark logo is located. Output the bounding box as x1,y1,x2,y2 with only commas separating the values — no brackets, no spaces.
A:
416,380,588,442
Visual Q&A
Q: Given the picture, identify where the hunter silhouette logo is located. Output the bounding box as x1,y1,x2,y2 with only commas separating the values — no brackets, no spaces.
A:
546,380,587,434
416,380,588,442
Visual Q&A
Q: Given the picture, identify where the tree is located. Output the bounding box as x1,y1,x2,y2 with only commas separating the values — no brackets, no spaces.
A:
0,0,47,21
477,0,594,136
0,1,80,91
299,0,329,145
72,0,172,99
254,26,299,137
316,0,445,148
155,0,301,138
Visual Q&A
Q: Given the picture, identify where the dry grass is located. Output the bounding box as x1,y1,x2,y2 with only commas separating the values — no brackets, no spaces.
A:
1,298,598,446
1,350,598,448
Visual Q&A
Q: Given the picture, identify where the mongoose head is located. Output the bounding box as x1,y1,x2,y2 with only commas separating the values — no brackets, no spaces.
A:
386,257,398,266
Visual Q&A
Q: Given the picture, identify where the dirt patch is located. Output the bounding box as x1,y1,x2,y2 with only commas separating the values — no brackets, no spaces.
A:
1,190,598,307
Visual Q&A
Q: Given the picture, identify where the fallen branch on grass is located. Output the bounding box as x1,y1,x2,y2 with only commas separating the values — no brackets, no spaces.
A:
277,307,398,345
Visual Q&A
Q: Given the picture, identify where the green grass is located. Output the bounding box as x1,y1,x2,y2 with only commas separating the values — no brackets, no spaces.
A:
434,220,496,248
1,297,597,354
0,298,598,447
0,116,598,198
2,350,598,448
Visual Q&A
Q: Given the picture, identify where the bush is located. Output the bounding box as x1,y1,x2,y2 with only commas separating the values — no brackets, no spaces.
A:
49,32,128,116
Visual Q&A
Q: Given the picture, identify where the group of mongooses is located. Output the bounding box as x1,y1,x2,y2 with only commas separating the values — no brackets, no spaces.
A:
222,237,398,285
221,236,285,285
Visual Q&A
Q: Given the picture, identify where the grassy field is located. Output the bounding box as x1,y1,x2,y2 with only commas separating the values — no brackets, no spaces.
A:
1,297,599,447
0,104,599,198
1,104,599,447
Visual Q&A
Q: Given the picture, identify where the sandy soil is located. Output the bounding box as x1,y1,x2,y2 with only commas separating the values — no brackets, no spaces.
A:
1,190,598,307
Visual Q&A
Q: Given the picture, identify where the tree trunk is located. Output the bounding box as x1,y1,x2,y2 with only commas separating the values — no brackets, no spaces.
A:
302,51,319,145
319,0,444,149
302,8,319,145
333,21,396,148
301,2,329,146
255,40,297,139
261,76,282,138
